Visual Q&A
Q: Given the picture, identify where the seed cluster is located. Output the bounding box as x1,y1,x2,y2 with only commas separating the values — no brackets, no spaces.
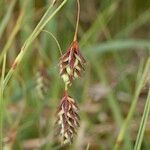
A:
55,0,85,144
56,40,85,144
59,41,86,85
56,91,80,144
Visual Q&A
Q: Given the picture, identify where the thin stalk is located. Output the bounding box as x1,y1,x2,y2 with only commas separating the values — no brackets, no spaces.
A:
73,0,80,41
114,57,150,150
3,0,67,90
42,30,62,55
65,83,68,91
0,54,6,149
134,89,150,150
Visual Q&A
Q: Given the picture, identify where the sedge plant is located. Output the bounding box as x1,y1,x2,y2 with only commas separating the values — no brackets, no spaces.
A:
55,0,86,144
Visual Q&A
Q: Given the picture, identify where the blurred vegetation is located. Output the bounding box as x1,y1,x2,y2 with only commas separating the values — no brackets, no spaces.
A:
0,0,150,150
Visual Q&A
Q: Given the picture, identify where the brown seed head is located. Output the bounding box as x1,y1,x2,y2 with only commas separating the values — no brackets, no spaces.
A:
59,40,86,85
56,91,80,144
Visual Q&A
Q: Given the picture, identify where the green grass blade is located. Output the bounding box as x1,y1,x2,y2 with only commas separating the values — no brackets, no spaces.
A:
0,10,25,64
116,8,150,38
134,89,150,150
0,0,17,38
89,54,133,149
85,39,150,54
80,1,118,46
114,57,150,150
3,0,67,90
0,54,6,149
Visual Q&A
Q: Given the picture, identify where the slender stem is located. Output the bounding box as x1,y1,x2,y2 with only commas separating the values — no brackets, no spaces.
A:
0,54,6,149
42,30,62,55
73,0,80,41
65,83,68,91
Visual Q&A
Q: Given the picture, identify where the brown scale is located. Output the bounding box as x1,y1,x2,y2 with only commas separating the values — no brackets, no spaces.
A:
56,91,80,144
59,40,86,85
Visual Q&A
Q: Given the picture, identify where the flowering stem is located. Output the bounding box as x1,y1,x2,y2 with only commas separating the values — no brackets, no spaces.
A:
73,0,80,41
65,84,68,91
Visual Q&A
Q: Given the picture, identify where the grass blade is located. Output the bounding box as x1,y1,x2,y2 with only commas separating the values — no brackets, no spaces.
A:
134,89,150,150
85,39,150,54
0,0,17,38
116,8,150,38
3,0,67,90
80,1,118,46
114,57,150,150
0,9,25,63
0,54,6,149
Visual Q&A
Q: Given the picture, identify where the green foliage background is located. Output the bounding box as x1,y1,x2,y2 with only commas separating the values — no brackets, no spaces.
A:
0,0,150,149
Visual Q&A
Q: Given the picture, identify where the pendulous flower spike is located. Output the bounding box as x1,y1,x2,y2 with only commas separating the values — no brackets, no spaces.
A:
59,40,86,85
56,91,80,144
56,0,84,145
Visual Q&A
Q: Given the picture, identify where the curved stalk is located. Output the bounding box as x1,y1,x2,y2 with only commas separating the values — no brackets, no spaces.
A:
42,30,62,55
73,0,80,41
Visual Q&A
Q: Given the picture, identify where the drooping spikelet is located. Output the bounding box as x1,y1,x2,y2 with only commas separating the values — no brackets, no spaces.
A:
56,91,80,144
59,40,86,85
